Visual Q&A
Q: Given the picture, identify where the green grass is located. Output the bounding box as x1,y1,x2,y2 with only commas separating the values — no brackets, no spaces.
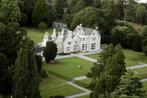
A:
86,49,147,66
133,67,147,79
27,28,53,43
75,78,92,88
143,82,147,91
87,54,100,60
44,57,94,80
40,74,83,98
124,50,147,66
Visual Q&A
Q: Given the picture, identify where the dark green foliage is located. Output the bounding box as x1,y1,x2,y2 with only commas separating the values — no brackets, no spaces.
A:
19,0,37,26
43,41,57,63
0,0,27,96
14,40,40,98
38,22,48,30
92,0,101,8
135,5,147,24
111,70,145,97
32,0,54,26
35,55,42,74
0,0,20,23
0,53,12,96
141,26,147,56
111,25,142,51
67,0,86,14
89,44,126,97
70,7,99,29
53,0,67,19
63,13,73,27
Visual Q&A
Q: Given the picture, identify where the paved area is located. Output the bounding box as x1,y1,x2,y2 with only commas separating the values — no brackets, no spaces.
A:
66,82,91,98
127,64,147,70
73,76,87,81
76,55,97,62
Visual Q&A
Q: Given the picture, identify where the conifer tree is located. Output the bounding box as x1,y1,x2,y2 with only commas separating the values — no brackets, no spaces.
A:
0,0,26,96
111,70,145,97
89,44,126,97
14,40,40,98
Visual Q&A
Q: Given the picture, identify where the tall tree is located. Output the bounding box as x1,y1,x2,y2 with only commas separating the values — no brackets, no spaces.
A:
92,0,101,8
53,0,67,19
19,0,37,25
32,0,54,26
141,26,147,56
111,70,145,97
67,0,86,14
14,40,40,98
89,44,126,97
43,41,57,63
0,0,26,96
135,5,147,24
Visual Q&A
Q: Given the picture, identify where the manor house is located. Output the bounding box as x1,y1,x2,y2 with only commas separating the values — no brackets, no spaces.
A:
42,24,101,53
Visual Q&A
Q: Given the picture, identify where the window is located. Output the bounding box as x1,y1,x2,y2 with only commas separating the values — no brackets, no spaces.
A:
82,44,87,50
75,41,77,44
82,44,84,50
66,47,70,51
68,42,71,45
92,38,96,41
91,43,96,50
85,44,87,50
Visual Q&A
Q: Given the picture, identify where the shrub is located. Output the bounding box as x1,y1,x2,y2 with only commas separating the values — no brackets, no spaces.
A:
38,22,48,29
43,41,57,63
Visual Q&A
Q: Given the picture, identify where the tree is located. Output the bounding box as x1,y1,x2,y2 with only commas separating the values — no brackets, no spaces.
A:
35,55,42,74
67,0,86,14
141,26,147,56
111,70,145,97
0,0,20,23
135,5,147,24
0,53,12,96
53,0,67,19
111,25,141,51
0,0,27,96
19,0,37,26
70,7,102,29
43,41,57,63
14,40,40,98
92,0,101,8
89,44,126,97
124,0,136,22
32,0,54,26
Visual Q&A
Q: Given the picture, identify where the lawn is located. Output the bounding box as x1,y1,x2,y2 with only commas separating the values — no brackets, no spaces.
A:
75,78,92,88
133,67,147,79
44,57,94,80
143,82,147,91
124,50,147,66
87,53,100,60
40,74,83,98
87,49,147,66
27,28,53,43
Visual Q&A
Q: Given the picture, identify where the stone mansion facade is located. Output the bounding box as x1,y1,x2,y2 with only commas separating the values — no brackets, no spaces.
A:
42,24,101,53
